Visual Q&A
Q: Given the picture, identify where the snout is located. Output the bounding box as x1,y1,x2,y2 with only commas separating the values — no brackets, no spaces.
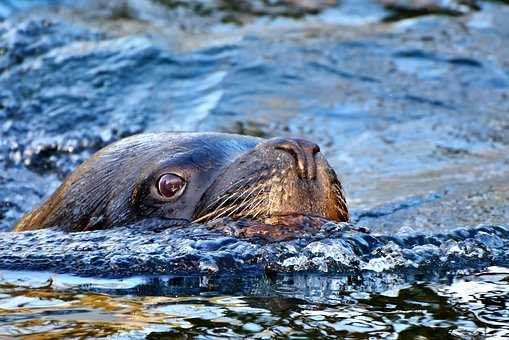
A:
193,135,348,225
269,138,321,180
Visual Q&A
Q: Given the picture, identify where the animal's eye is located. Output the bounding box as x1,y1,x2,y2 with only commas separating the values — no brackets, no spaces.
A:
157,173,186,199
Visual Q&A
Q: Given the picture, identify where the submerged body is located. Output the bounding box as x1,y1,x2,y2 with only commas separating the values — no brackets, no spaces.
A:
14,132,348,232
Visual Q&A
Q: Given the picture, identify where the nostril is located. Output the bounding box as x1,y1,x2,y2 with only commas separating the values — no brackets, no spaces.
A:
274,141,299,156
275,140,307,179
301,141,320,156
312,144,320,154
273,138,320,180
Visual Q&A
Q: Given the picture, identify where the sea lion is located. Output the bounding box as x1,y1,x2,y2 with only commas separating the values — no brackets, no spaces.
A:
14,132,348,232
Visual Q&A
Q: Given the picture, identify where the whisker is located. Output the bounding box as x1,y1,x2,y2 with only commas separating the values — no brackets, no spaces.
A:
246,196,267,220
229,183,264,216
195,174,267,222
192,206,231,223
200,178,251,210
229,192,264,219
220,184,264,219
237,186,266,217
202,177,250,211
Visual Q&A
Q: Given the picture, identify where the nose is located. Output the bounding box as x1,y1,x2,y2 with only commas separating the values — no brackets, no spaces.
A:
273,138,320,180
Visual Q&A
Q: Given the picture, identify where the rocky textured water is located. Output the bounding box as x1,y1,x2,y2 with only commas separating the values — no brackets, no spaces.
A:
0,221,507,278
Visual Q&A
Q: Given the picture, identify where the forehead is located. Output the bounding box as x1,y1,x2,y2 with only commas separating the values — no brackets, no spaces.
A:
168,133,261,152
101,132,263,174
106,133,261,155
165,133,263,170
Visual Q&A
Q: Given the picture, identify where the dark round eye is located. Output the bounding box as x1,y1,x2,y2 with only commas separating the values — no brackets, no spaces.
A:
157,173,186,199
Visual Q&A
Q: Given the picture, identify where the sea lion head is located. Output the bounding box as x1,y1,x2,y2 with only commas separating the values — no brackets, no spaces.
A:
14,132,348,232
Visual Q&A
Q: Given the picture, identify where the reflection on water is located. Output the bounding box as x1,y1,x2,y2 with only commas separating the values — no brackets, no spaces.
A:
1,267,508,338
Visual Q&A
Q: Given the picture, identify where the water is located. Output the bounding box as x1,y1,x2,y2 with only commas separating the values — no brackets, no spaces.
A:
0,0,508,338
1,267,508,338
1,222,508,338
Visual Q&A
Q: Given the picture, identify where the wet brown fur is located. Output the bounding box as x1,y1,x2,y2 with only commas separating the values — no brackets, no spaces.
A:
15,133,348,232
